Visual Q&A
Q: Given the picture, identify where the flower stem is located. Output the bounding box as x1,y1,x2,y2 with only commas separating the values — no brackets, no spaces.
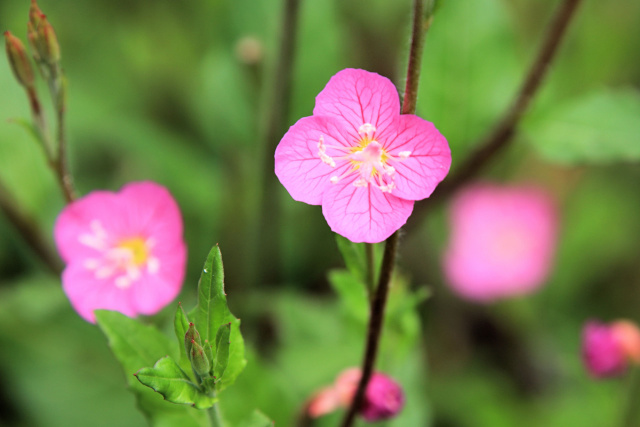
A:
340,231,399,427
208,398,225,427
252,0,301,286
406,0,583,230
0,177,63,275
621,367,640,427
340,2,431,425
365,243,376,300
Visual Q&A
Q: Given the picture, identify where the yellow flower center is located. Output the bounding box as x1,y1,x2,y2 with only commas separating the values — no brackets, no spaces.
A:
118,237,149,266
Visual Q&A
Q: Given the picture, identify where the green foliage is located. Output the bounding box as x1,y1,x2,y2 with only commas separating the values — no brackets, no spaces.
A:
189,245,247,392
334,235,368,285
95,310,208,427
524,88,640,164
237,410,274,427
136,356,217,409
214,322,232,381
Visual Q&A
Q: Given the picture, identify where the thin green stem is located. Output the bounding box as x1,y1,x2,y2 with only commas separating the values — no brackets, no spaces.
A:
621,367,640,427
340,2,431,426
208,395,225,427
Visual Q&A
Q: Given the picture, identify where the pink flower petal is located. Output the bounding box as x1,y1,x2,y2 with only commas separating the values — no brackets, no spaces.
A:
314,69,400,137
54,191,125,262
62,262,136,323
322,181,414,243
118,181,185,245
382,115,452,201
275,116,353,205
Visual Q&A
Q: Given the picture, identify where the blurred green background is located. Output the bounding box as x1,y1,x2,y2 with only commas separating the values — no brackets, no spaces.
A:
1,0,640,426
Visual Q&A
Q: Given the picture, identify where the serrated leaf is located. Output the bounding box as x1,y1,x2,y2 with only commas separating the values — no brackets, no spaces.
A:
174,302,191,373
189,245,246,392
524,88,640,164
237,410,274,427
214,322,231,380
135,356,216,409
95,311,208,427
334,234,367,284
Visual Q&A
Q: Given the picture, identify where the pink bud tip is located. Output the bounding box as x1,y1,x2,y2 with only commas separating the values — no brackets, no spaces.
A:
582,320,627,378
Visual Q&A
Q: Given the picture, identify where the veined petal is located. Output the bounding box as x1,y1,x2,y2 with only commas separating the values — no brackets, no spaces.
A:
275,116,353,205
382,115,451,201
314,69,400,138
321,181,414,243
62,262,136,323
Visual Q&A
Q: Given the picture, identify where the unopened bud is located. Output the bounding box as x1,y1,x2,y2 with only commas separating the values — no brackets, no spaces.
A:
36,15,60,64
4,31,35,88
203,339,214,367
612,320,640,364
189,339,210,377
582,320,627,378
184,322,202,356
29,0,44,28
333,368,405,422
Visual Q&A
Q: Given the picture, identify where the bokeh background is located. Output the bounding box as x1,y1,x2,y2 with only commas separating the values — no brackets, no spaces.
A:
1,0,640,426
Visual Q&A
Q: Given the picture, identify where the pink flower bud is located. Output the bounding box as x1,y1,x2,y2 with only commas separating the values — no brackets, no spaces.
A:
582,321,627,378
307,387,341,418
334,368,405,422
611,320,640,364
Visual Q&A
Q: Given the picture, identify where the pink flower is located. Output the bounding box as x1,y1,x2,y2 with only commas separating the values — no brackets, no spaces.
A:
443,183,558,302
275,68,451,243
54,181,187,323
307,368,405,422
582,320,640,378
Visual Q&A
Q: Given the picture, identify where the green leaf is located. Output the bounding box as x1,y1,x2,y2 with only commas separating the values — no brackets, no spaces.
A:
237,410,274,427
174,302,191,373
213,322,231,380
524,88,640,164
189,245,246,392
95,310,208,427
328,269,368,323
334,234,368,284
135,356,216,409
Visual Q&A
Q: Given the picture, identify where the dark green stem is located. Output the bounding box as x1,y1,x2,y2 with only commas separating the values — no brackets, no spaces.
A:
340,2,431,426
0,177,63,275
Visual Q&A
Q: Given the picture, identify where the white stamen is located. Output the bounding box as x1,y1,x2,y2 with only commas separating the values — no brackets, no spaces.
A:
330,176,340,184
398,151,411,159
318,135,336,167
115,276,131,289
353,178,368,187
358,123,376,136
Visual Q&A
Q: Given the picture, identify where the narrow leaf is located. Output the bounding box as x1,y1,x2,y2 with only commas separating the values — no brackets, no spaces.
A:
328,269,368,323
136,356,216,409
334,234,367,284
95,310,208,427
213,323,231,381
174,302,191,373
189,245,246,392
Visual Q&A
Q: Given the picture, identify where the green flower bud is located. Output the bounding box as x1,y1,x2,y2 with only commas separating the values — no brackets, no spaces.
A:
189,339,211,377
36,15,60,64
184,322,202,356
4,31,35,88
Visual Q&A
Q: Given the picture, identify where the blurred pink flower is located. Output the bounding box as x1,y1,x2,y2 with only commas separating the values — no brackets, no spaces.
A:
582,320,640,378
54,181,187,323
275,68,450,243
307,367,405,422
443,183,558,302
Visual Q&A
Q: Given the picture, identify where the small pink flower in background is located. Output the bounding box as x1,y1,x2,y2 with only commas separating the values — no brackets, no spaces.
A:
443,183,558,302
54,181,187,323
275,68,451,243
582,320,640,378
307,367,405,422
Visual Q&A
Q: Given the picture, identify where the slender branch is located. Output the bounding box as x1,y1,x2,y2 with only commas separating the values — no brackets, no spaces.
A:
0,177,63,275
53,100,76,203
340,1,431,425
252,0,301,286
340,232,399,427
408,0,582,229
